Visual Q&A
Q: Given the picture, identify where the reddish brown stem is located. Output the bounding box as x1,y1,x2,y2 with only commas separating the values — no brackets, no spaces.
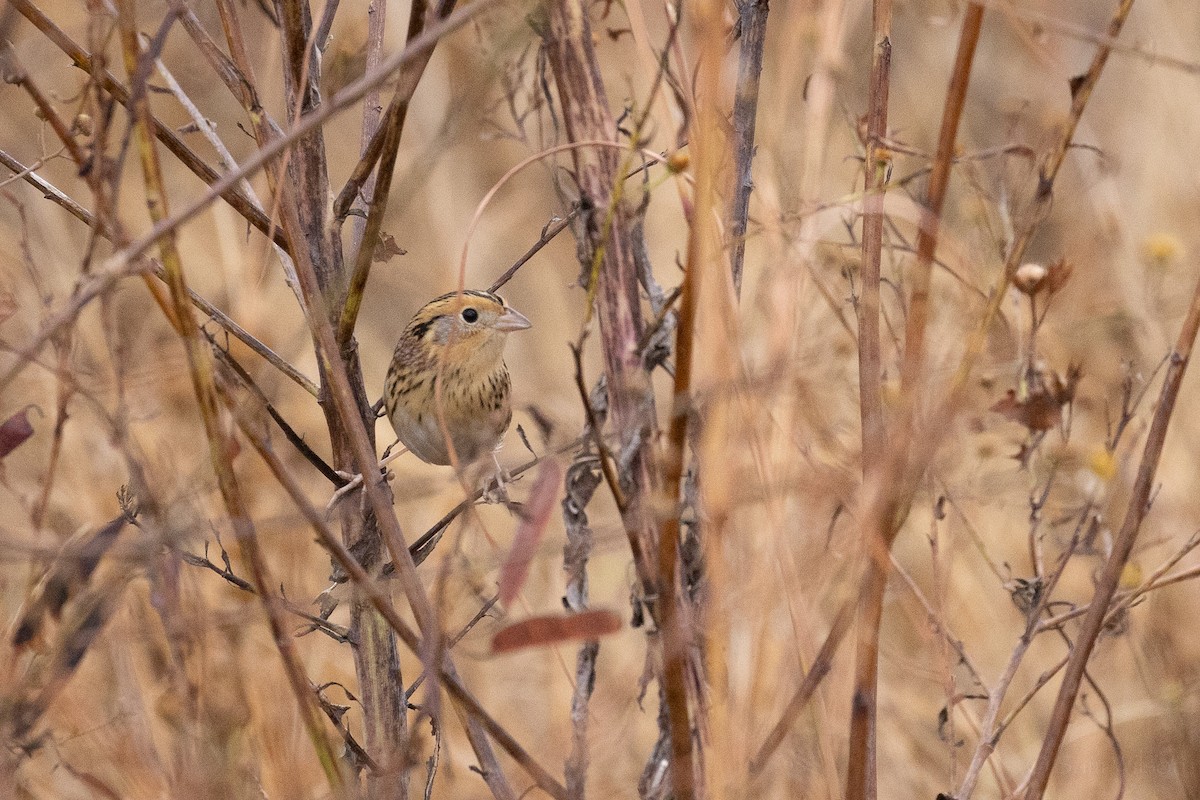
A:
899,4,983,393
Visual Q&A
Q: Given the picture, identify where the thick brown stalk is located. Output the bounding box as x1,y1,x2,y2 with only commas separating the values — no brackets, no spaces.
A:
847,2,893,799
1021,274,1200,797
540,1,679,793
854,1,892,480
350,1,410,794
270,0,515,791
541,0,659,617
274,0,414,792
275,0,339,292
657,124,701,800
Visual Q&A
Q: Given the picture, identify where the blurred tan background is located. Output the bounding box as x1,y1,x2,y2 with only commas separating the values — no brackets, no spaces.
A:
1,0,1199,797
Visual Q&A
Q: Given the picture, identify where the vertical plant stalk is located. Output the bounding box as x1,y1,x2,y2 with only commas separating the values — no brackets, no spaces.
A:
847,2,893,799
657,163,701,800
854,0,892,479
275,160,519,800
1021,277,1200,797
562,457,603,799
342,3,411,795
271,0,413,793
539,0,682,794
540,0,660,605
728,0,769,298
113,0,345,791
898,4,983,394
271,0,513,793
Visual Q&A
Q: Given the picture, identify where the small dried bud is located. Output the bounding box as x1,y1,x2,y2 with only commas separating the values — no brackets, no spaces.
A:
72,114,93,136
667,151,689,174
1013,262,1048,295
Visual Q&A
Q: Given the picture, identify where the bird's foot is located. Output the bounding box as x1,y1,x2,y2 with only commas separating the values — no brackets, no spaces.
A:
480,450,513,505
326,454,399,511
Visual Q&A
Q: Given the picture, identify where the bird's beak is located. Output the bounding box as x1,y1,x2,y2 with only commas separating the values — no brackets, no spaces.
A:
495,307,532,332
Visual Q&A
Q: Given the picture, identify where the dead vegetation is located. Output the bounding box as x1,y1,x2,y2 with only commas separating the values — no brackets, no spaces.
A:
0,1,1198,799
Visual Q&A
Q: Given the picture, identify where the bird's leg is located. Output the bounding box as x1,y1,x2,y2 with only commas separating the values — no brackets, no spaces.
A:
480,446,512,505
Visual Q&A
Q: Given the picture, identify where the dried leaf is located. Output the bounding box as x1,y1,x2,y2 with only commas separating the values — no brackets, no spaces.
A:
991,389,1062,432
498,459,562,607
0,408,34,459
992,363,1082,433
1043,258,1074,295
491,609,621,653
372,233,406,263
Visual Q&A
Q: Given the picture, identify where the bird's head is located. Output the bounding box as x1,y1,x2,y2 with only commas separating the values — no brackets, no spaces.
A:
403,289,531,369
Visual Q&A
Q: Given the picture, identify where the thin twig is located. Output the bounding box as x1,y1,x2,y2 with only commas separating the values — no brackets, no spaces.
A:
206,332,342,484
898,3,983,394
488,207,580,293
749,600,854,773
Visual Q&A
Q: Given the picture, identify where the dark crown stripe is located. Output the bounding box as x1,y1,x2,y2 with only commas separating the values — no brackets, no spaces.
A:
429,289,503,306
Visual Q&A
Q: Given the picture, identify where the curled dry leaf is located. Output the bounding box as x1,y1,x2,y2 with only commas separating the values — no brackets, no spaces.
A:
991,363,1081,433
0,408,35,459
991,389,1062,432
491,609,622,654
372,233,406,263
1043,257,1073,295
498,459,563,607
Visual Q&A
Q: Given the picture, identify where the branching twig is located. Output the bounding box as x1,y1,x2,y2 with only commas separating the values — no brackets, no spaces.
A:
1021,261,1200,799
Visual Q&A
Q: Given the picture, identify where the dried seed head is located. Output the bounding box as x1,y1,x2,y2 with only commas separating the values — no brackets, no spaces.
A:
1013,262,1048,295
667,151,689,174
72,113,93,137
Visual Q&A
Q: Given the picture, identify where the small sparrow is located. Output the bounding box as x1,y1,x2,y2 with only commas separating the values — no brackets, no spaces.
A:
383,289,531,467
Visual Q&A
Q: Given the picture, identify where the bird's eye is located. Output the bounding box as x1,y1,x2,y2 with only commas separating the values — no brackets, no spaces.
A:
461,307,479,323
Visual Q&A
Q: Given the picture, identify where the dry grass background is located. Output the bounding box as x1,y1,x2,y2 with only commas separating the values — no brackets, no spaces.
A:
0,0,1199,798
